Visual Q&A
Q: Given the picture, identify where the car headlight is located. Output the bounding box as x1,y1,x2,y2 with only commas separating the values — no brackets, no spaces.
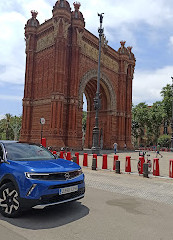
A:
25,172,50,180
78,169,83,175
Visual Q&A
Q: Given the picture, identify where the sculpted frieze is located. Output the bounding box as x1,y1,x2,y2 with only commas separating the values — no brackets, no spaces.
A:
36,33,54,52
79,40,119,73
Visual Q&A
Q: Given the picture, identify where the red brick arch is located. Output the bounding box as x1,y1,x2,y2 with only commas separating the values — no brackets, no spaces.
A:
20,0,135,150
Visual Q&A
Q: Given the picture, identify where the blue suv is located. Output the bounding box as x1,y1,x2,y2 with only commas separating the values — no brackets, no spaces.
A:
0,141,85,217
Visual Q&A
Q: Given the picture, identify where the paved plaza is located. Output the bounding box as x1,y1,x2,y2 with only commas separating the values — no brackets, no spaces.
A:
75,150,173,178
1,167,173,240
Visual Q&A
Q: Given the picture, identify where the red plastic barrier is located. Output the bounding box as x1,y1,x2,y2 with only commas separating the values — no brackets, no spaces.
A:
169,159,173,178
113,155,119,170
52,151,57,155
93,154,97,168
102,154,107,169
75,152,79,165
66,152,71,161
125,156,131,172
41,138,46,147
139,156,145,174
59,151,64,159
83,153,88,167
153,158,160,176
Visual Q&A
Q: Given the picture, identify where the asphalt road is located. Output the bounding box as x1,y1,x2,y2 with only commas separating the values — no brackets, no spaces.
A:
1,168,173,240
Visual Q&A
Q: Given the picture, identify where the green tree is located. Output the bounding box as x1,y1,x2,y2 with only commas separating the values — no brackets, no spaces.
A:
82,111,87,132
132,102,149,146
0,114,22,140
0,114,13,140
161,84,173,125
146,102,164,145
9,115,22,140
158,134,171,148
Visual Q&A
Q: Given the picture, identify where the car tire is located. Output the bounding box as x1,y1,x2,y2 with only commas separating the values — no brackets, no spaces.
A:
0,182,21,218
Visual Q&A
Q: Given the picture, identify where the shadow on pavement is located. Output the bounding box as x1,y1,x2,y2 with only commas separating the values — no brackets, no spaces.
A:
0,201,89,230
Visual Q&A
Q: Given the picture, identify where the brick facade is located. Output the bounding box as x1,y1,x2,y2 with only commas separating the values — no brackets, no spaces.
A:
20,0,136,150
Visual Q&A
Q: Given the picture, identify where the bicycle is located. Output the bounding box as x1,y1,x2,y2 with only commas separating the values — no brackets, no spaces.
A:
137,151,152,174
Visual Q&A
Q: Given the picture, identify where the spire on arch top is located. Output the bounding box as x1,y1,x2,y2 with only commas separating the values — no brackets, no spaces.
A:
26,10,39,27
73,1,81,11
72,1,84,23
53,0,71,12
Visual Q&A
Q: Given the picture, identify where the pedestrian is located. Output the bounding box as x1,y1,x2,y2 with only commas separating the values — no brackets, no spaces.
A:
156,144,163,158
124,143,127,151
113,142,117,154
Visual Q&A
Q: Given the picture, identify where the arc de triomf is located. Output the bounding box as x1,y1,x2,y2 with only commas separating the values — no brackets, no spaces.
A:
20,0,136,150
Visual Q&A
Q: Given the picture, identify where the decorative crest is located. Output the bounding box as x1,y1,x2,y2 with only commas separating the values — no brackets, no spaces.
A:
127,46,133,53
120,41,126,47
73,2,81,11
31,10,38,19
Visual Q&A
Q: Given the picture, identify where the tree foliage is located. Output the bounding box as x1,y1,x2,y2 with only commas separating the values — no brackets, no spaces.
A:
82,111,87,132
157,134,171,148
0,114,22,140
132,83,172,147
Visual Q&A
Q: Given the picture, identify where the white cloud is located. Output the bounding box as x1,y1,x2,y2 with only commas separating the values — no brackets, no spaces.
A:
1,0,173,115
133,65,173,105
169,36,173,49
0,115,5,120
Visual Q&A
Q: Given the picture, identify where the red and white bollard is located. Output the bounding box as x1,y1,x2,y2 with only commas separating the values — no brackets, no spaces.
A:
125,156,131,173
169,159,173,178
66,152,71,161
41,138,46,147
75,152,79,165
138,156,145,174
83,153,88,167
102,154,107,169
113,155,119,170
153,158,160,176
59,151,64,159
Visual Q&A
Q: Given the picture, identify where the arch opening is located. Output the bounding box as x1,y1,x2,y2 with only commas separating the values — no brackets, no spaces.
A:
79,70,116,149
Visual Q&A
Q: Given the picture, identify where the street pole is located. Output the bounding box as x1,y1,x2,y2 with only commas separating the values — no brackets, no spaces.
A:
40,117,45,145
91,13,104,155
171,77,173,151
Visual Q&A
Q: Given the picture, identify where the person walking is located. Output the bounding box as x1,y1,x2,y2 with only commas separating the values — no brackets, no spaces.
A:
113,142,118,154
156,144,163,158
124,143,127,151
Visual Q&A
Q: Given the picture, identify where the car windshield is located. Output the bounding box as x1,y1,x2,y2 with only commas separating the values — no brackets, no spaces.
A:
4,143,55,161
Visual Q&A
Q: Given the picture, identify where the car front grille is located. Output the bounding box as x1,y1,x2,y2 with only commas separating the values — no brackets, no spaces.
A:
29,170,82,181
40,187,85,204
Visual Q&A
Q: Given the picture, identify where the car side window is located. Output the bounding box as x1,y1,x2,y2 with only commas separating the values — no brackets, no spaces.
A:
0,145,3,160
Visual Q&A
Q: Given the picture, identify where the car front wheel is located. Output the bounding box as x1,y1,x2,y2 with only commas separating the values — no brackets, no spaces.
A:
0,182,21,217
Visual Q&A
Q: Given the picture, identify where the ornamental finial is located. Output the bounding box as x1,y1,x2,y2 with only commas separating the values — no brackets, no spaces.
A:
73,2,81,11
31,10,38,19
127,46,133,53
120,41,126,47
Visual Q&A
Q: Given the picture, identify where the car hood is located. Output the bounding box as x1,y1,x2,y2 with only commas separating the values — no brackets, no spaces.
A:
8,158,80,173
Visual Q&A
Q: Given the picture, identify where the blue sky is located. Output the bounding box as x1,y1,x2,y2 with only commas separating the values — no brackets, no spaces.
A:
1,0,173,119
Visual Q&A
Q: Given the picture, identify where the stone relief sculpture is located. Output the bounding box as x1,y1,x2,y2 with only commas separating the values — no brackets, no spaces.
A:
62,19,71,39
25,35,30,53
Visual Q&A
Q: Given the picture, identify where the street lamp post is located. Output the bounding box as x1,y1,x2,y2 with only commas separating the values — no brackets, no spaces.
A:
91,13,104,155
171,77,173,150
